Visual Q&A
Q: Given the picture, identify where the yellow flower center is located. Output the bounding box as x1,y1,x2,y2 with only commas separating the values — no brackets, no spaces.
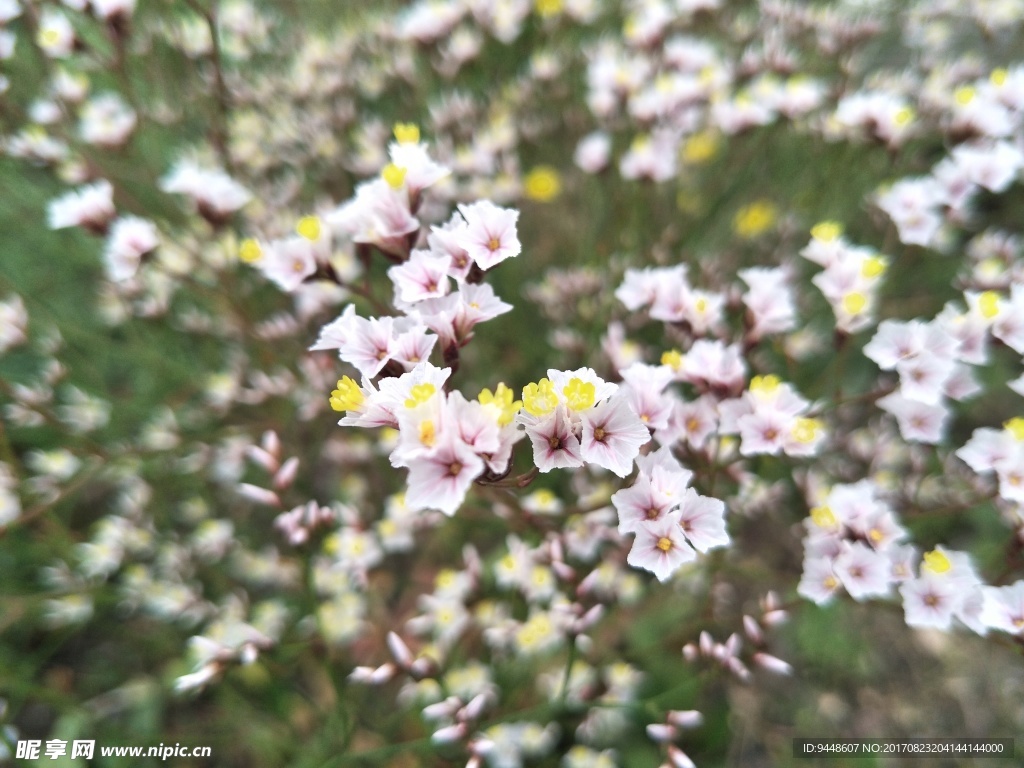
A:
656,537,673,552
861,255,888,278
419,420,436,448
991,68,1009,86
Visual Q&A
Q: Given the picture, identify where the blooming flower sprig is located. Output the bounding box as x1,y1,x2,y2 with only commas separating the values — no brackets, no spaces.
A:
613,446,728,582
798,480,912,606
717,374,826,457
957,418,1024,505
518,367,650,478
801,222,888,334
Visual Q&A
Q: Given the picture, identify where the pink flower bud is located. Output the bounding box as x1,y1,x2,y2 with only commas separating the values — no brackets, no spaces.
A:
552,561,576,582
699,631,713,655
727,657,751,681
273,457,300,489
261,430,281,459
237,483,281,507
754,652,793,676
246,445,278,473
667,710,703,729
461,691,492,720
431,723,467,745
646,723,677,743
743,615,763,644
386,631,414,668
422,696,461,721
668,745,697,768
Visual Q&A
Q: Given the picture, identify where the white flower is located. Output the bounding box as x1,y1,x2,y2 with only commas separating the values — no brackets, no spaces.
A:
404,436,484,516
676,489,728,553
980,582,1024,635
877,392,949,444
626,513,696,582
48,180,115,232
833,541,892,600
388,249,451,305
524,406,584,473
103,216,159,281
454,200,521,271
579,396,650,477
574,131,611,173
79,93,136,147
160,161,252,220
37,10,75,58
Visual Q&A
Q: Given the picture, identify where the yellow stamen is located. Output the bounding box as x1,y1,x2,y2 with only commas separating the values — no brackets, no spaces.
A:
478,383,522,426
842,292,868,315
382,164,407,190
393,122,420,144
861,255,888,278
563,377,596,411
978,291,1001,320
954,86,976,105
661,349,683,371
404,383,437,409
922,549,951,574
811,221,842,242
239,238,262,263
792,417,823,444
534,0,563,16
1004,417,1024,441
296,216,321,241
656,537,673,552
522,378,558,417
810,505,836,528
750,374,781,395
329,376,364,412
